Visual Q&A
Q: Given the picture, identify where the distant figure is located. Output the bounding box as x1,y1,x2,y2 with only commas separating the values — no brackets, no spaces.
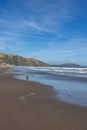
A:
26,75,28,80
68,94,71,97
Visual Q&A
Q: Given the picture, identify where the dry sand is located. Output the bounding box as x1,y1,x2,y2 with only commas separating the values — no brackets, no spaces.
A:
0,68,87,130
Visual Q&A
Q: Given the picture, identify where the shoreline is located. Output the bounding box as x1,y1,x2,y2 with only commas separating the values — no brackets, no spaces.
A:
14,71,87,107
0,67,87,130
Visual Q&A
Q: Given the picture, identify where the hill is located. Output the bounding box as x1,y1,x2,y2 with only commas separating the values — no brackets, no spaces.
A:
0,53,49,67
57,63,81,67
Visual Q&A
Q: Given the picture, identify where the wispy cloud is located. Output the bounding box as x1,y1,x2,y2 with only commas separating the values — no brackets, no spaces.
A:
21,20,55,33
0,0,87,65
0,0,82,40
29,38,87,63
0,40,29,52
23,0,74,28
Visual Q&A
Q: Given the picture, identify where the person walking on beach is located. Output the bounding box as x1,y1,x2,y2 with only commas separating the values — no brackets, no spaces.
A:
26,75,28,80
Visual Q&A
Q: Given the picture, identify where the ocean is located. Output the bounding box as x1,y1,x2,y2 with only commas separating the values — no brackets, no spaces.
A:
7,66,87,107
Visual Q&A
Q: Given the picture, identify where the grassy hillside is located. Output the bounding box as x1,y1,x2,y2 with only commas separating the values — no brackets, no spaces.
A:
0,53,49,66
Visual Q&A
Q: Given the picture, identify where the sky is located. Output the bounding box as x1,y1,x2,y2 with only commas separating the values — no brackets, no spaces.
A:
0,0,87,65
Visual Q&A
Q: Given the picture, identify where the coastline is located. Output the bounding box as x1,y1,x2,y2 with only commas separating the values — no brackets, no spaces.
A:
0,67,87,130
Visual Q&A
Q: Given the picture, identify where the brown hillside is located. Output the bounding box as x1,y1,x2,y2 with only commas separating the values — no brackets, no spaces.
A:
0,53,49,67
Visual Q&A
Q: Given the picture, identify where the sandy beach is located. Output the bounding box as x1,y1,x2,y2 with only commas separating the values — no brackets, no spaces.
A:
0,68,87,130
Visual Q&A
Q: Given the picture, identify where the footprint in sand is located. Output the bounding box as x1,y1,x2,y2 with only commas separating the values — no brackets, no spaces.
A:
19,92,36,103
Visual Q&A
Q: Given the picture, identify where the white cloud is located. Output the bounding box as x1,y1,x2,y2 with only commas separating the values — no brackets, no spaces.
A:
0,0,77,40
22,20,56,33
29,38,87,60
0,0,87,64
23,0,75,29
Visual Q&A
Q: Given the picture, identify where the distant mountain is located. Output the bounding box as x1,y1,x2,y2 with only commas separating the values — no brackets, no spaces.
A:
0,53,49,67
53,63,81,67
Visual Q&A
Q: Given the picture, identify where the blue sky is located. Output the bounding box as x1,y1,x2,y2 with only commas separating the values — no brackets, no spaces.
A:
0,0,87,65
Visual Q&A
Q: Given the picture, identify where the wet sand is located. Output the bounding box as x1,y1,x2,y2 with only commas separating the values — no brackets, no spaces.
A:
0,68,87,130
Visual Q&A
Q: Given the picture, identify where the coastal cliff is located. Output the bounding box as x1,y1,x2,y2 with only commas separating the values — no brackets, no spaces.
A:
0,53,49,66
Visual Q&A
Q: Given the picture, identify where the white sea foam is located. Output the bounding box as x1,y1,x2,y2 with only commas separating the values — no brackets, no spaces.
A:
12,66,87,107
26,67,87,78
8,66,87,78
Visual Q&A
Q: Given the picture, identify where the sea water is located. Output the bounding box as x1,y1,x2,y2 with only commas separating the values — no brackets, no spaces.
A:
8,66,87,107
